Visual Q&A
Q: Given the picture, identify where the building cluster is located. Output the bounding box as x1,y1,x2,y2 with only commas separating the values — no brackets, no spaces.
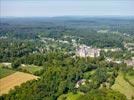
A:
76,45,100,57
102,48,121,52
124,42,134,51
124,57,134,67
105,57,122,64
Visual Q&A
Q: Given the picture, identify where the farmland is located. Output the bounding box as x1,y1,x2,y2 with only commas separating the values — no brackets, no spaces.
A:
0,72,39,95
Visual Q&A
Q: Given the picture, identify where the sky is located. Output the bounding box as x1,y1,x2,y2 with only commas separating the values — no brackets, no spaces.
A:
1,0,134,17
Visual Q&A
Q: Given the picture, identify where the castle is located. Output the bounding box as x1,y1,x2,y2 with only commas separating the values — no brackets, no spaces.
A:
76,45,100,57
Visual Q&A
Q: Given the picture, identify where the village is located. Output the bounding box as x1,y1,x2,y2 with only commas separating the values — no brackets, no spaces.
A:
38,34,134,68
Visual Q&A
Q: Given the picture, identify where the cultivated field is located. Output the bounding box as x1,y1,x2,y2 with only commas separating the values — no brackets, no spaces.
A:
112,72,134,100
0,72,39,95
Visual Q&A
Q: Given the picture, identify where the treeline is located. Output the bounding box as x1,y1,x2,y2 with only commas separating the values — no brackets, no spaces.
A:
77,88,126,100
0,39,37,62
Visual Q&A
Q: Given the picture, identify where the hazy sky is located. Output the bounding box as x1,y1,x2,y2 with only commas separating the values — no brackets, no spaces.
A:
1,0,134,17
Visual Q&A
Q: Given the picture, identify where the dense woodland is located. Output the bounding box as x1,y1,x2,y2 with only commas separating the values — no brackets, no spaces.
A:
0,17,134,100
0,52,129,100
1,17,134,47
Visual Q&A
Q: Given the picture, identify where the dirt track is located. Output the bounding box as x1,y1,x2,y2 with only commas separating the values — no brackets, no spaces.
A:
0,72,38,95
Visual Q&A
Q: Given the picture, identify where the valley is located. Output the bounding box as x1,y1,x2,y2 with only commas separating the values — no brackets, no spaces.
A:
0,17,134,100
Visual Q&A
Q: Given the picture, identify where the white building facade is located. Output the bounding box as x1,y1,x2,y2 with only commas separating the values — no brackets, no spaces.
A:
76,45,100,57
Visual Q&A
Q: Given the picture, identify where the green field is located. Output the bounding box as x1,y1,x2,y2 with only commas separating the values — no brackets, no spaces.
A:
58,92,82,100
126,74,134,86
0,67,15,79
21,65,43,74
112,72,134,100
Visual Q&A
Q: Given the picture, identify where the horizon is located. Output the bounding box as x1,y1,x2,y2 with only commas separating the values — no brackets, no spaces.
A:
1,0,134,17
1,15,134,18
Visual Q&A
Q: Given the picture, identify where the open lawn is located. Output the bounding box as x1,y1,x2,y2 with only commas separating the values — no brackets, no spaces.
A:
0,67,15,79
58,92,82,100
0,72,39,95
21,65,43,74
112,72,134,100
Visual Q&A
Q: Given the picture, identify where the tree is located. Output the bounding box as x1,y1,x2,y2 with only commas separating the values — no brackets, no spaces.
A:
11,59,21,69
77,88,127,100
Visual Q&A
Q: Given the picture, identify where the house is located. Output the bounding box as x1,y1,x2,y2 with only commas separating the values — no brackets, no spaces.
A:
124,42,134,51
75,79,86,88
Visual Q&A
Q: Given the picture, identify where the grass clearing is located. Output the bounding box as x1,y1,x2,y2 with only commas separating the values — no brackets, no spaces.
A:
58,92,82,100
21,65,43,74
83,70,96,79
0,67,15,79
0,72,39,95
112,72,134,100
